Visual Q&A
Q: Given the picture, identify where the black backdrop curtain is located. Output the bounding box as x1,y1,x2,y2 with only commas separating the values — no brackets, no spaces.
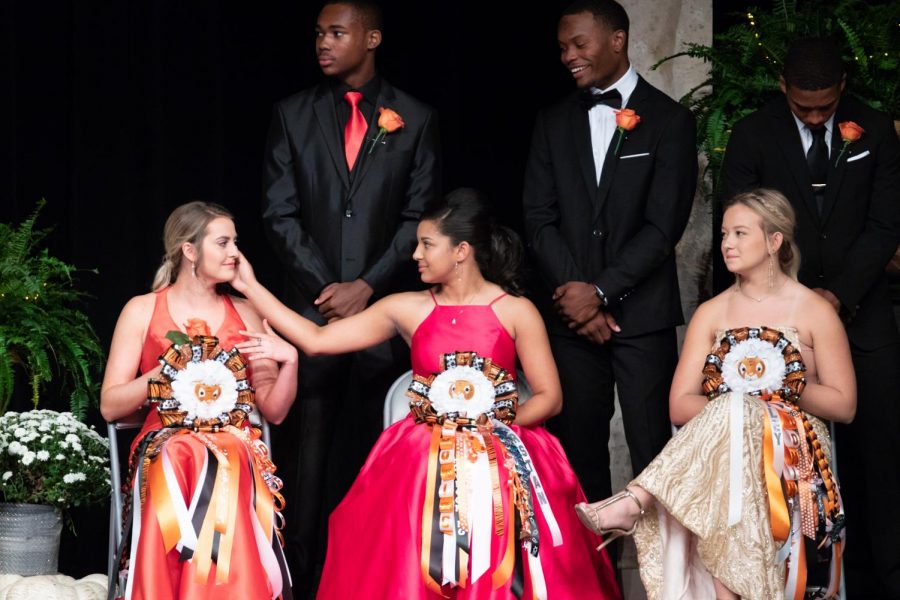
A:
1,0,752,579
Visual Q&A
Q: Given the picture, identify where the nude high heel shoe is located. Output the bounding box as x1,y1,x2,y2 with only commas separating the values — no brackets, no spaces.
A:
574,488,645,551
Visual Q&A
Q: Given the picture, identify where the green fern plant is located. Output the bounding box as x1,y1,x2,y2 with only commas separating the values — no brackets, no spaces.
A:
0,200,105,418
654,0,900,198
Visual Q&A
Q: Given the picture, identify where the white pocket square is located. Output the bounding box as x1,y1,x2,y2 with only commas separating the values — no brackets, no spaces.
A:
619,152,650,160
847,150,870,162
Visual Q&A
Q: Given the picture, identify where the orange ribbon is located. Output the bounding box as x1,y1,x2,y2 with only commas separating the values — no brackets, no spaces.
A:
492,482,516,589
421,425,445,596
147,448,181,552
761,408,790,543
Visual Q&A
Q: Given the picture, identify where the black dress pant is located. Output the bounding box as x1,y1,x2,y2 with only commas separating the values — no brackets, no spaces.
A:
271,337,409,599
836,336,900,599
546,326,677,567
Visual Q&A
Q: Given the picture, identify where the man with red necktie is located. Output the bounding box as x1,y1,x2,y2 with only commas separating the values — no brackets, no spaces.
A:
261,1,441,596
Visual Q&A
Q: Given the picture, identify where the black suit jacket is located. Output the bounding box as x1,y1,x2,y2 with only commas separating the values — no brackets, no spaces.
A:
721,95,900,349
262,79,441,321
523,76,698,337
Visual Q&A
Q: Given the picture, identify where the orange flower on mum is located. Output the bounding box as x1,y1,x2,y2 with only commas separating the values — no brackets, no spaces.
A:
612,108,641,156
368,107,405,154
835,121,864,165
184,318,211,338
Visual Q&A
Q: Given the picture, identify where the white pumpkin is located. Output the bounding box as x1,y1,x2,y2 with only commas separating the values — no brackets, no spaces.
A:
0,575,21,594
0,573,106,600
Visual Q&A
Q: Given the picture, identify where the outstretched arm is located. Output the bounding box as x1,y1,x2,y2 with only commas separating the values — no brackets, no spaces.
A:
232,252,397,356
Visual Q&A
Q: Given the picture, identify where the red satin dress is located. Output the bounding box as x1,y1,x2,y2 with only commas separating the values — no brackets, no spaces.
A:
126,287,290,600
317,294,620,599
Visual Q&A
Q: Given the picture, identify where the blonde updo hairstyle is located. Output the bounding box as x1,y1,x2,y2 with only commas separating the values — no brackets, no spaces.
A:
722,188,801,280
151,201,234,291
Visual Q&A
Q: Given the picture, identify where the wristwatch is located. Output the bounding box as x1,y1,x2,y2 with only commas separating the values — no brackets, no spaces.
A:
593,285,608,306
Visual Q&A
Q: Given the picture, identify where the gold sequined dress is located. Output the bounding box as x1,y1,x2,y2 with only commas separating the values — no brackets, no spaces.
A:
631,327,842,600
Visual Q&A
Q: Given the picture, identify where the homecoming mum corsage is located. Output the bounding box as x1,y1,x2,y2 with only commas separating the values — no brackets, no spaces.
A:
407,351,562,599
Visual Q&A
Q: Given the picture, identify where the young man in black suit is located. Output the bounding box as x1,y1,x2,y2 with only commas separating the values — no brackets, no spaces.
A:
522,0,697,564
261,1,441,595
721,38,900,598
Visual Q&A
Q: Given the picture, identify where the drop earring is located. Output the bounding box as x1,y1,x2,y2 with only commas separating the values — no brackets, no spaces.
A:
767,253,775,289
191,260,197,279
455,261,461,282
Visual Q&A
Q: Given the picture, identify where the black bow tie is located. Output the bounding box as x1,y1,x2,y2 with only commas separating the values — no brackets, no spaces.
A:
580,88,622,110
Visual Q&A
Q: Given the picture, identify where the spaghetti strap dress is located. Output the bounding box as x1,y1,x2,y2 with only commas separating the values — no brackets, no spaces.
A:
316,292,619,599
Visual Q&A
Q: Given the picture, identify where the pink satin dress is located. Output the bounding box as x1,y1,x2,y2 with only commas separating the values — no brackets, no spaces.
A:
317,293,620,599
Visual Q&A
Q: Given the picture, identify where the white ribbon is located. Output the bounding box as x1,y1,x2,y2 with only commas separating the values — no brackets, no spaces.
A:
249,494,283,599
783,503,803,599
469,432,492,584
160,446,200,553
726,393,744,527
526,542,548,600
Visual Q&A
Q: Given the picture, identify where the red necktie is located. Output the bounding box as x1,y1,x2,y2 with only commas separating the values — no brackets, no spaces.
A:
343,91,366,170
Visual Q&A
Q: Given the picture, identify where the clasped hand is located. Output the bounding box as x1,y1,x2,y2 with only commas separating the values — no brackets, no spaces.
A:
315,279,373,323
553,281,621,344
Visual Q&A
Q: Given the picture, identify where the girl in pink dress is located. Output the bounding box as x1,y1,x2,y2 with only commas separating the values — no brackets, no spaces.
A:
234,189,620,599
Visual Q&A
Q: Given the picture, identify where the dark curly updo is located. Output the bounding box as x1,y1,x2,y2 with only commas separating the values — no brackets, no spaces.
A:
421,188,525,296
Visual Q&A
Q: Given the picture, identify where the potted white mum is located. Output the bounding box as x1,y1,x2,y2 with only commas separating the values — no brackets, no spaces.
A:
0,410,109,576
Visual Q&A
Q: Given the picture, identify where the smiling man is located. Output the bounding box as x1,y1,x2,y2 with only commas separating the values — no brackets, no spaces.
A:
260,1,441,595
522,0,697,569
722,37,900,599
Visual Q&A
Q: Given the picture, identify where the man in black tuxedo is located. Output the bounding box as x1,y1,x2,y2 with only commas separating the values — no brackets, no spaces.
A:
261,1,441,595
721,38,900,598
522,0,697,561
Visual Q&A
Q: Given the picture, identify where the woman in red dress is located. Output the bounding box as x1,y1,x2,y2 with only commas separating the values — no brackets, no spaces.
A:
101,202,299,600
234,189,620,599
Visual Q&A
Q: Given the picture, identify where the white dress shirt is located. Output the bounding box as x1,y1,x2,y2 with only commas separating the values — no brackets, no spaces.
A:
587,65,639,184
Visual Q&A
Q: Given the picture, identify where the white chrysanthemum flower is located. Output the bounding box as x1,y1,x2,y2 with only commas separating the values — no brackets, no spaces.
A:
55,454,66,460
13,428,26,438
59,441,69,449
21,452,35,466
63,472,86,484
36,450,50,461
721,337,786,395
429,366,496,417
38,423,50,432
65,434,79,444
71,442,82,453
170,359,238,421
2,471,12,481
7,441,24,456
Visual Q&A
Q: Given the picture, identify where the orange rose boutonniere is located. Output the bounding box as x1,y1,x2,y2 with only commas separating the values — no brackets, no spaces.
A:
613,108,641,156
368,107,405,155
835,121,864,165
